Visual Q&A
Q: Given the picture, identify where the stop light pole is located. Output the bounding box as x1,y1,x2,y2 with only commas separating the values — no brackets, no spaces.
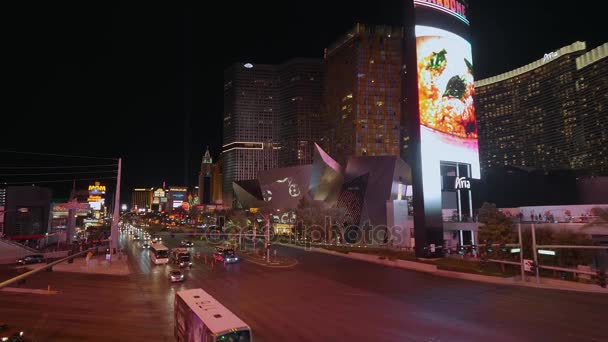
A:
110,158,122,260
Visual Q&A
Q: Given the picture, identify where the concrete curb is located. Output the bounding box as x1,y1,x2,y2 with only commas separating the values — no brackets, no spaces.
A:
1,287,59,295
241,254,299,269
277,243,608,294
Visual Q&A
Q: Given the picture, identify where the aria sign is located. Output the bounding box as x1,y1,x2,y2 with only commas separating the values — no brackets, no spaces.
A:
454,177,471,190
542,51,559,63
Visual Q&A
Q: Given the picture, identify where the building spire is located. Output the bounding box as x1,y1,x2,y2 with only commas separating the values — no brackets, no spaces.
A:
202,146,212,165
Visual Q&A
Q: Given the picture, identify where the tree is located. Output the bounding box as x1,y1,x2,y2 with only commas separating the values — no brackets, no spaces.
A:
295,196,326,242
478,202,516,272
584,207,608,228
478,202,515,245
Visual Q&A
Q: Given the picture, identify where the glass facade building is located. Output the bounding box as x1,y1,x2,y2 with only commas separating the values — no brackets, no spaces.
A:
322,24,405,165
476,42,607,175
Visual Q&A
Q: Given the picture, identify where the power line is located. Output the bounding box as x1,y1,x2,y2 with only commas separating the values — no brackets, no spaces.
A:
0,150,117,160
0,170,117,177
2,177,117,185
0,164,117,169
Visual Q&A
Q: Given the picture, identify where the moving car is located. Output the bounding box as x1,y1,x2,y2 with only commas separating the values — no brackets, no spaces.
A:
0,323,25,342
180,240,194,247
142,243,150,249
169,270,185,283
213,249,239,264
16,255,44,265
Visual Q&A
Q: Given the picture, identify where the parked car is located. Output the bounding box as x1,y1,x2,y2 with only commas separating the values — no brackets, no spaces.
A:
0,323,25,342
213,249,239,264
16,255,44,265
169,270,185,283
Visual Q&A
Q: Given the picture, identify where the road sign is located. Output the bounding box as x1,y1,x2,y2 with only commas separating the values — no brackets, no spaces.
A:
524,259,534,272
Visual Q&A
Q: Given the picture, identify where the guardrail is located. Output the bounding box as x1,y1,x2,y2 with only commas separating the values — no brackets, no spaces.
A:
0,248,96,289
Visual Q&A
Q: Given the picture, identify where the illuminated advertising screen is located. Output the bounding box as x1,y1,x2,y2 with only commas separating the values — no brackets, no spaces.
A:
407,0,479,257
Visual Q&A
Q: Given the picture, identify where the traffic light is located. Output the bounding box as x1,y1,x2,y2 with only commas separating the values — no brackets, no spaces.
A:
457,244,464,255
471,245,477,255
597,271,606,288
500,244,507,253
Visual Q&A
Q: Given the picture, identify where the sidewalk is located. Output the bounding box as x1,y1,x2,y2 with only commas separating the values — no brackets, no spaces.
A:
24,255,131,276
277,242,608,294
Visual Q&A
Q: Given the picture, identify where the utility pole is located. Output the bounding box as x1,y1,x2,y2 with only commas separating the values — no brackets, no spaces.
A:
531,223,540,284
110,158,122,259
266,216,271,262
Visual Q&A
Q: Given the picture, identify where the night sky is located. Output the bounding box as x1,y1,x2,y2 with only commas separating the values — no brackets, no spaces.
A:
2,1,606,202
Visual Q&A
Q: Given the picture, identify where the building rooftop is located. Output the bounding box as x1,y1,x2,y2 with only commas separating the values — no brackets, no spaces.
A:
476,41,586,87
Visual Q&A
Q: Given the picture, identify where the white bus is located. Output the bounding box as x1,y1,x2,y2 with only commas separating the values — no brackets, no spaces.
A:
175,288,252,342
150,243,169,264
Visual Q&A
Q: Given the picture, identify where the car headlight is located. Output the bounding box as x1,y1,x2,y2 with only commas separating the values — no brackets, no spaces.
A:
3,337,9,341
20,332,24,336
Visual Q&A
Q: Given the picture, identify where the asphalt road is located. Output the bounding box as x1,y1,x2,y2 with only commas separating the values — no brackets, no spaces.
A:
1,230,608,341
132,233,608,341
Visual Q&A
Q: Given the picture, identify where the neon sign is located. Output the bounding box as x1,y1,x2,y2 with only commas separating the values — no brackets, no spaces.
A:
414,0,469,25
88,182,106,195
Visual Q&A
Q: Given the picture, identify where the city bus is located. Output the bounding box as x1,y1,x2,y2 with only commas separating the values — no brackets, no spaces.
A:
171,248,192,268
175,288,252,342
150,242,169,264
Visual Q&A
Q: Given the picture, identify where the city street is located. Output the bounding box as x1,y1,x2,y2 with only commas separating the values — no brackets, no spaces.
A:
1,231,608,341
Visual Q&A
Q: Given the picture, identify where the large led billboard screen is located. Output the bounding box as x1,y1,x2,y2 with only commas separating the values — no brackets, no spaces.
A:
407,0,479,257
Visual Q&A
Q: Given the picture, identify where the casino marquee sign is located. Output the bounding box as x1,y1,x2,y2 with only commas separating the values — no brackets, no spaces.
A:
413,0,469,24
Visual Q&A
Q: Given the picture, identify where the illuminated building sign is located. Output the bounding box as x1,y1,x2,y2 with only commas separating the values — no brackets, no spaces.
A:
169,187,188,192
413,0,468,24
87,195,103,202
88,182,106,195
154,188,165,198
542,51,559,63
454,177,471,190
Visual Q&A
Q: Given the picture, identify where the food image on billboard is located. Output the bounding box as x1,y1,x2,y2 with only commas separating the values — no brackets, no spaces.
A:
417,25,476,140
415,25,480,179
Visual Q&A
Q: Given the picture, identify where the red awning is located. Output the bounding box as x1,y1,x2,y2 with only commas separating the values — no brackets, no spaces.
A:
8,234,45,240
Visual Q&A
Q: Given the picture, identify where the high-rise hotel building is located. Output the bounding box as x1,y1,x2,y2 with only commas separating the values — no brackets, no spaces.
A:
223,58,326,207
571,43,608,175
223,63,279,207
277,58,324,167
322,24,405,166
476,41,607,175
